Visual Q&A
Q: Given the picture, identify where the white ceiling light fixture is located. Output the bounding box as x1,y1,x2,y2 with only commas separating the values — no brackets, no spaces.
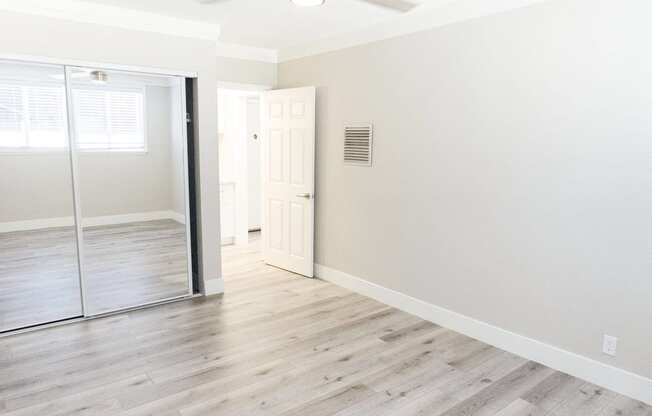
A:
291,0,325,6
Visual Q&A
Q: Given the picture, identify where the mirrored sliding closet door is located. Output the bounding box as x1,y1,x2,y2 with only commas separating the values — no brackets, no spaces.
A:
1,59,193,332
66,67,192,315
0,61,83,332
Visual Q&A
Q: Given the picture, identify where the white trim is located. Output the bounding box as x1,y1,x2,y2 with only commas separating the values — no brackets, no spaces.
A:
278,0,549,62
0,216,73,233
217,81,274,93
203,278,224,296
0,0,220,41
0,210,185,233
83,211,183,227
0,55,198,79
315,264,652,406
169,211,186,225
216,42,278,64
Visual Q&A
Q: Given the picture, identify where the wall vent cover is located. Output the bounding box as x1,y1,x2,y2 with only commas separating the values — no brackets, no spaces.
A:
344,123,373,166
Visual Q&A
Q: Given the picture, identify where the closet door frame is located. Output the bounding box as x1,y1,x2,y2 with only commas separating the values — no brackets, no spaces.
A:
179,80,195,299
63,67,89,316
64,66,195,318
0,54,198,334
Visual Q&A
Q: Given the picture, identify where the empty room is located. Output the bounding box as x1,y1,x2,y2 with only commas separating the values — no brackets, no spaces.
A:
0,0,650,415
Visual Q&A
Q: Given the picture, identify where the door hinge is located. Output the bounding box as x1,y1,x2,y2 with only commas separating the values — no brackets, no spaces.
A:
186,113,192,124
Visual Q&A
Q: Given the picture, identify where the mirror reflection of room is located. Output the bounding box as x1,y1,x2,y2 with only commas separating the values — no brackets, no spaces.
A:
0,60,193,333
0,61,83,332
69,68,191,315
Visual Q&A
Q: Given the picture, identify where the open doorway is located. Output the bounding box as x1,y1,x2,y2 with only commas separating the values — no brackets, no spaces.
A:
218,84,268,281
218,84,317,283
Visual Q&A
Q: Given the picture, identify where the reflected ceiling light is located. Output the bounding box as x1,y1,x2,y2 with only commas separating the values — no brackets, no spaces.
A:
90,70,108,84
291,0,325,6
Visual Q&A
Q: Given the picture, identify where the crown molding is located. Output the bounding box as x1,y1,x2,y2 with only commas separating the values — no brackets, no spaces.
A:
217,81,273,91
0,0,221,41
278,0,549,62
215,42,278,64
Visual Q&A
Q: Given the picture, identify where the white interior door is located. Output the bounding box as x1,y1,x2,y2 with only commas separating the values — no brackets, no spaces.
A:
261,87,315,277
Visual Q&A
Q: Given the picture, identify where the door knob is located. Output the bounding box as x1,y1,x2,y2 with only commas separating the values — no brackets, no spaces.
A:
296,193,313,199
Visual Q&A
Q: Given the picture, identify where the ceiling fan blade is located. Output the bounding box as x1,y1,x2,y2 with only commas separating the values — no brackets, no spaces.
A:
357,0,417,12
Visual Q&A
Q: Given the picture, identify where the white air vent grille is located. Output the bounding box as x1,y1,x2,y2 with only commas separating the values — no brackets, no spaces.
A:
344,123,373,166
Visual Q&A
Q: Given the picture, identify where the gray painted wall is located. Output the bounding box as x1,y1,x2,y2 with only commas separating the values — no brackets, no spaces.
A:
279,0,652,378
216,56,276,86
78,86,178,218
0,10,221,288
0,86,183,222
0,152,74,222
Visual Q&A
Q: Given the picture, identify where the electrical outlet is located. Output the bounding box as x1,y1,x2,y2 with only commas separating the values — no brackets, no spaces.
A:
603,335,618,356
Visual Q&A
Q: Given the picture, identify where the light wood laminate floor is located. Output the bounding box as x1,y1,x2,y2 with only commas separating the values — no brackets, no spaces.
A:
0,220,189,332
0,232,649,415
83,220,189,313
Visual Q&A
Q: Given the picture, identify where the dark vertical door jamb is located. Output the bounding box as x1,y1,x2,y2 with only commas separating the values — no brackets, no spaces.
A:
185,78,200,293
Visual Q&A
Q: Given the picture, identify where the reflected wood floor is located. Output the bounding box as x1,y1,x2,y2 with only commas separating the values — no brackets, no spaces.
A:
83,220,189,313
0,227,82,332
0,220,189,332
0,232,649,415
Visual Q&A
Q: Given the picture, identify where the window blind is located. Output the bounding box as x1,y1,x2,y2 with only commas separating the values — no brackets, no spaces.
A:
0,84,23,130
26,85,67,148
0,81,145,152
0,83,67,149
108,91,143,150
74,89,145,151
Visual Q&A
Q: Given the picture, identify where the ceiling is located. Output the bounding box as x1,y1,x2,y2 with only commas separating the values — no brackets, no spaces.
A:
77,0,432,50
0,0,547,62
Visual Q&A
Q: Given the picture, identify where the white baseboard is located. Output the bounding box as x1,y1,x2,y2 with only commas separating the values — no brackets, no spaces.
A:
83,211,182,227
0,216,74,233
0,210,185,233
203,278,224,296
168,211,186,225
315,264,652,405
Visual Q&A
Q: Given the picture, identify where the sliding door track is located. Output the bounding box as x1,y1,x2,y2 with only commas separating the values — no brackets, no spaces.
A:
0,294,199,338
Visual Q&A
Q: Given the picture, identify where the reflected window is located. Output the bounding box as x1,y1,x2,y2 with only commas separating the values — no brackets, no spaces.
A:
0,83,67,150
0,82,146,152
74,88,146,152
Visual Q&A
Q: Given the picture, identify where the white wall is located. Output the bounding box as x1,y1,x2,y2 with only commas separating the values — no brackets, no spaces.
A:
0,10,221,292
279,0,652,384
